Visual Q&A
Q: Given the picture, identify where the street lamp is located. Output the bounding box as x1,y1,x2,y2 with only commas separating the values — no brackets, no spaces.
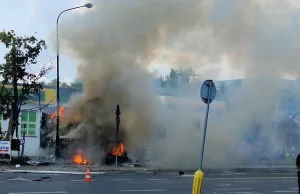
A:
55,3,93,159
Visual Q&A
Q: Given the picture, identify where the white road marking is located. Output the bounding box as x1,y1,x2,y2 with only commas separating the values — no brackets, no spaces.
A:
148,179,167,181
235,180,294,183
182,176,296,180
8,192,68,194
119,189,167,192
180,175,194,177
4,170,106,175
205,177,295,180
25,174,62,176
161,172,179,175
220,173,247,175
226,192,260,194
8,177,31,181
44,174,63,176
216,184,231,186
113,179,133,181
128,180,191,184
108,174,131,176
214,188,252,191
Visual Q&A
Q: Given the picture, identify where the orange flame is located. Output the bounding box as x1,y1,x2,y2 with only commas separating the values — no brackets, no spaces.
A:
73,154,88,165
50,106,65,120
112,142,125,156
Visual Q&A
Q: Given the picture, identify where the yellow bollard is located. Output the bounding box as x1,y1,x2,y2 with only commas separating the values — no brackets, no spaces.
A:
192,170,204,194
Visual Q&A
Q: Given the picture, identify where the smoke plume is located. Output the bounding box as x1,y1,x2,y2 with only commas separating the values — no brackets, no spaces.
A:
57,0,300,168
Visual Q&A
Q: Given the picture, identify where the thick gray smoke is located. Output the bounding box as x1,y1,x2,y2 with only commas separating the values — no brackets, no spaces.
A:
57,0,300,168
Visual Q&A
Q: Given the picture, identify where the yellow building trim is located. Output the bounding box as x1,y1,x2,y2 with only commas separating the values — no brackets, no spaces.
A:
4,85,57,105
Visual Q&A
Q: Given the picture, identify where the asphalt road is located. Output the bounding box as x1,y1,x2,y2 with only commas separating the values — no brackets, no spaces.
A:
0,169,298,194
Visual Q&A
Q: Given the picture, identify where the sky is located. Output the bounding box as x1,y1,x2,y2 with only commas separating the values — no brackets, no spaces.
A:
0,0,237,83
1,1,300,83
0,0,98,83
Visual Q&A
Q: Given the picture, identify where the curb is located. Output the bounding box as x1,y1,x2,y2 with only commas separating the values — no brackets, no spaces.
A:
0,165,296,175
0,170,108,175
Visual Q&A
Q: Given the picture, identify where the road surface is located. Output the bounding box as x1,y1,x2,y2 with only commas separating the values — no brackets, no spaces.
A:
0,169,298,194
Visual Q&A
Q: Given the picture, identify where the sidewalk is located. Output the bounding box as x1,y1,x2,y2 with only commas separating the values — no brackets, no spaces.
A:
229,164,296,169
0,163,297,175
0,164,154,174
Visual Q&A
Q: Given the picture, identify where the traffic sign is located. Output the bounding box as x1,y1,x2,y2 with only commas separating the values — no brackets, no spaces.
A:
199,79,216,170
20,139,25,145
200,80,216,104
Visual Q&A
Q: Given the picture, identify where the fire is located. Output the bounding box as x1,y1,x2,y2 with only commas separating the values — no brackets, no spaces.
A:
112,142,125,156
50,106,65,120
73,154,88,165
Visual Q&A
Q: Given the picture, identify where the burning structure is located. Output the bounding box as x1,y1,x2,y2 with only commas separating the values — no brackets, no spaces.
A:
42,106,130,165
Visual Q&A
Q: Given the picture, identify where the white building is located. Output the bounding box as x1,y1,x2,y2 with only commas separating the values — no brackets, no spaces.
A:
0,86,76,158
1,103,42,157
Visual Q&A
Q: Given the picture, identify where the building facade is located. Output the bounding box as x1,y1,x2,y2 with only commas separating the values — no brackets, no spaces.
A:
0,86,80,157
1,104,41,157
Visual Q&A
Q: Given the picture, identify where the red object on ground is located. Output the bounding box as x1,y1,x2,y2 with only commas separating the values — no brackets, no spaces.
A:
84,168,92,182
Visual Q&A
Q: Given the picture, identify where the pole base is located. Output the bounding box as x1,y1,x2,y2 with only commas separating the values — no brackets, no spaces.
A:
192,170,204,194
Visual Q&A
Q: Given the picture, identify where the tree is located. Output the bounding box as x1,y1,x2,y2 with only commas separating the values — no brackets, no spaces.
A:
158,67,202,96
44,79,57,88
60,82,69,88
44,79,83,89
165,67,201,87
70,79,83,89
0,30,52,140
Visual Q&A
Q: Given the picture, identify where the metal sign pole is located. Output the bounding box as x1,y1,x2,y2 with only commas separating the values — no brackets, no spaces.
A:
115,105,121,168
200,81,212,170
115,130,118,168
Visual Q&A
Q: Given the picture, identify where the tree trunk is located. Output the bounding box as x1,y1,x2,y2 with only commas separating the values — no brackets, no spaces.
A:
5,103,19,140
5,111,13,141
4,59,20,157
12,61,19,157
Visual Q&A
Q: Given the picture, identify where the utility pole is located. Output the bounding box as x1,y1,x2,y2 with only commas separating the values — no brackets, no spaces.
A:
55,3,93,160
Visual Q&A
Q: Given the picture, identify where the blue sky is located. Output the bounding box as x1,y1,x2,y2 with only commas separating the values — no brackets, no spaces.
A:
0,0,90,82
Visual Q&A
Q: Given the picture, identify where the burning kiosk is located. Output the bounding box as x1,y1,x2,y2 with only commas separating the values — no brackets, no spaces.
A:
43,105,129,165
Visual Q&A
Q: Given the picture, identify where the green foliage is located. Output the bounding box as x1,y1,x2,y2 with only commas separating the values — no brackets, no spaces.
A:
0,85,13,119
70,79,83,89
155,67,202,97
157,67,201,92
44,78,83,89
0,30,52,136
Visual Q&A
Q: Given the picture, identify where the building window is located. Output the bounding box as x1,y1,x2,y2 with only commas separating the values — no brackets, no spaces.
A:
20,111,37,136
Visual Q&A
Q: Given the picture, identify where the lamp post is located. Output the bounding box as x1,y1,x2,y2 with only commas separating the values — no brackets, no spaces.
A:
55,3,93,159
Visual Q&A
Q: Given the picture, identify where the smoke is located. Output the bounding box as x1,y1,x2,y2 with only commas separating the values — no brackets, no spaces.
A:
57,0,300,168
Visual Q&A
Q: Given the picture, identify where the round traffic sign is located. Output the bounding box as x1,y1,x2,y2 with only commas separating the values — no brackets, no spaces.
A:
200,80,216,104
20,139,25,145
